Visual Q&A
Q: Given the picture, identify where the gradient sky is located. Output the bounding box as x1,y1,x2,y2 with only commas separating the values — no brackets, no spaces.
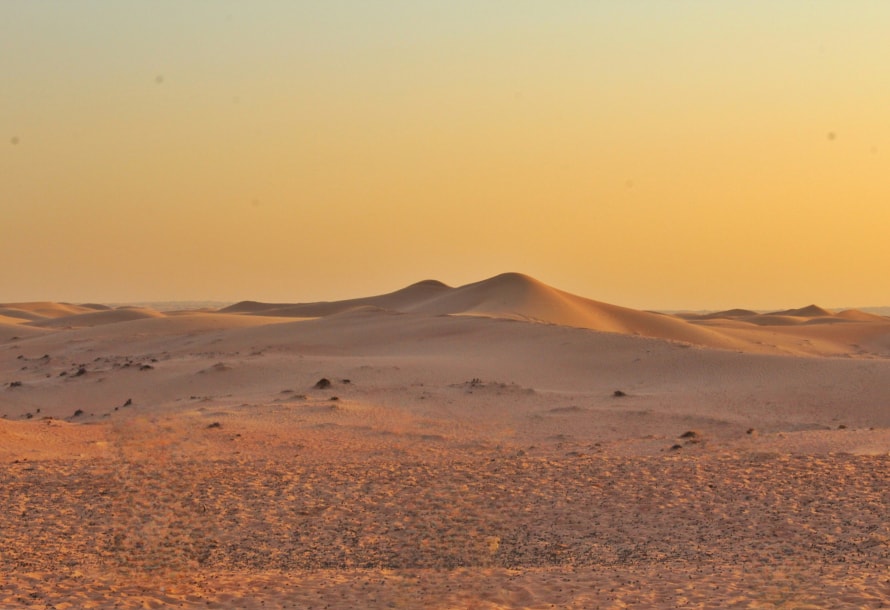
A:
3,2,889,310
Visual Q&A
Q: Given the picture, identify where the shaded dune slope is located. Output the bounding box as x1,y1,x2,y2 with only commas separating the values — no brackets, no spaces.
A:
222,280,451,318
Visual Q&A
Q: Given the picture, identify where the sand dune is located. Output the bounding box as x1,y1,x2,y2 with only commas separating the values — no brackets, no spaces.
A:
224,273,748,349
685,307,759,319
27,306,166,328
217,272,890,357
0,308,47,323
2,274,890,607
0,314,32,326
738,313,809,326
0,301,98,319
836,308,889,322
222,279,451,317
682,305,889,328
768,304,834,317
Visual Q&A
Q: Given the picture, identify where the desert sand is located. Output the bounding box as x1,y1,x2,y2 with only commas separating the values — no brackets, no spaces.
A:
2,273,890,608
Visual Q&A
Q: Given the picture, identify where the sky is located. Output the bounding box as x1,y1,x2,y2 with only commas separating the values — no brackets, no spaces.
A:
2,2,889,310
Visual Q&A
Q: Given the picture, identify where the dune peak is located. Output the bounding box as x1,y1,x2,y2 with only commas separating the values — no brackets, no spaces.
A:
770,304,834,318
480,271,542,287
408,279,451,289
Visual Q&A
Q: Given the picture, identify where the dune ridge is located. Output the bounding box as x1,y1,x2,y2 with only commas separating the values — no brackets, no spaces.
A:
4,273,890,358
214,272,890,357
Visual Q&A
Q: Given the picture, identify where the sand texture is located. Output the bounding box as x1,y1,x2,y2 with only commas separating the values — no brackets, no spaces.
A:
2,274,890,608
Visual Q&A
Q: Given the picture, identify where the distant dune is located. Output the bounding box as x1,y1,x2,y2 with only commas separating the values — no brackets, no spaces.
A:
677,308,759,320
0,302,96,320
860,306,890,317
768,304,834,317
836,309,889,322
27,307,166,329
222,279,451,318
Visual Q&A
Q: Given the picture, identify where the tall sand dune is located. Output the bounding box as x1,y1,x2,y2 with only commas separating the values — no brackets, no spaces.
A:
405,272,743,349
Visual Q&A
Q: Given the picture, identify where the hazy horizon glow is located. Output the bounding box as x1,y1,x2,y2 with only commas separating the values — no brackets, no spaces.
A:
3,2,889,310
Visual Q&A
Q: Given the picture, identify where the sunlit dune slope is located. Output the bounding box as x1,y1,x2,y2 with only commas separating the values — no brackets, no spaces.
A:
0,320,52,341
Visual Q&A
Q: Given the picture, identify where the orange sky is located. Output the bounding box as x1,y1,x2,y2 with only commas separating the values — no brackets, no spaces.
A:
2,3,889,310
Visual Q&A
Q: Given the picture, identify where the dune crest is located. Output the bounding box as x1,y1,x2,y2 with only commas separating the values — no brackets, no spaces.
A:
5,275,890,358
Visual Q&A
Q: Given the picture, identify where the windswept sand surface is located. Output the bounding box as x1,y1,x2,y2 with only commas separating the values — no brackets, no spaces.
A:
2,275,890,608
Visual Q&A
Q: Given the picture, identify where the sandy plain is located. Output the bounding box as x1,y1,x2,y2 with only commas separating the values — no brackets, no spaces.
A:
2,273,889,608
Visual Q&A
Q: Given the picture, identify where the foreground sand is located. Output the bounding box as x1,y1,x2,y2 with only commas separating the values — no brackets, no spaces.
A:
2,276,890,607
2,425,889,608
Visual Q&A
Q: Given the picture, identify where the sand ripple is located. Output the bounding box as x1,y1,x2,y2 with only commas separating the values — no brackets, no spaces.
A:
2,451,888,608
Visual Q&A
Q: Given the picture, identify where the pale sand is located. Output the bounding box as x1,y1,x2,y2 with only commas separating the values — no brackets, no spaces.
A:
2,274,890,608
